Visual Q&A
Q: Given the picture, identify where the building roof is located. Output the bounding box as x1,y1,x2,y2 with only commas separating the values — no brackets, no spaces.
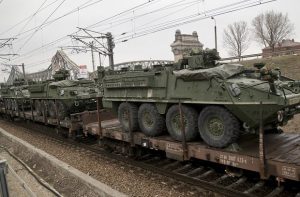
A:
263,39,300,50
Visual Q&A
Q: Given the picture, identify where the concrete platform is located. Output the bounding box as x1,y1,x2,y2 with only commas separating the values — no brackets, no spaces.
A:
0,127,127,197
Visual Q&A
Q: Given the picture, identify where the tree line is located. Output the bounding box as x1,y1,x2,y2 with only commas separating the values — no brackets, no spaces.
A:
223,10,294,60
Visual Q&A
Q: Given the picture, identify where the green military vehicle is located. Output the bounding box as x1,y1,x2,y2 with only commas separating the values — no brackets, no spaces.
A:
0,79,31,112
28,69,98,120
101,49,300,148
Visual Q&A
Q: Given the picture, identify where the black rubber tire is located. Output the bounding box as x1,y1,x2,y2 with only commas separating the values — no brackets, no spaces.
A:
166,105,198,141
118,102,139,132
35,100,43,116
48,100,56,118
198,106,240,148
138,103,166,136
56,101,68,120
6,99,12,110
12,99,18,111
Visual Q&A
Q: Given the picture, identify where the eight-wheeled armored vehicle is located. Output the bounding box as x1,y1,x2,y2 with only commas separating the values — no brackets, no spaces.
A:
101,49,300,148
0,79,31,112
28,69,98,120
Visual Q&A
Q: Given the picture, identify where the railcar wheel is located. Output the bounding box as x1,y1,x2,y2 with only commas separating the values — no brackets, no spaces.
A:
34,100,43,116
198,106,240,148
166,105,198,141
56,101,68,120
48,100,56,118
118,102,138,132
138,103,165,136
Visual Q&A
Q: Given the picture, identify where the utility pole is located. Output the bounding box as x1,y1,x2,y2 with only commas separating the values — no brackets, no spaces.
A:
106,32,114,70
211,17,218,51
69,28,115,71
98,52,102,67
21,63,26,84
90,41,95,72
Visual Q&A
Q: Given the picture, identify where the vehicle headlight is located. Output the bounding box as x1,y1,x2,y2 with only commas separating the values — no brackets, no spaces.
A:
229,83,241,97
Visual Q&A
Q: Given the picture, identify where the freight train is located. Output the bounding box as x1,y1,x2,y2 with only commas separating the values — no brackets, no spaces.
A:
0,49,300,183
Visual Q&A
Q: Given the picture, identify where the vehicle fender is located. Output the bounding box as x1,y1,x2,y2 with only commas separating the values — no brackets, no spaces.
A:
155,102,167,115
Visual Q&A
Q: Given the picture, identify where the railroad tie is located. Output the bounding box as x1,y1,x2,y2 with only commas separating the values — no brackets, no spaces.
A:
184,166,204,176
195,169,215,179
243,181,265,194
212,174,229,184
226,176,247,189
265,186,284,197
162,161,181,170
173,164,192,173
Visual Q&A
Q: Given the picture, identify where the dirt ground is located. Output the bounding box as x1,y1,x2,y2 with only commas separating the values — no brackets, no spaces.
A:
281,114,300,133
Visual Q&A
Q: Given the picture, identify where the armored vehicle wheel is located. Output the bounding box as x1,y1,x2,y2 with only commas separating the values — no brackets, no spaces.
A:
12,99,18,111
6,99,12,110
118,102,138,132
35,100,43,116
56,101,68,120
48,100,56,118
138,103,165,136
166,105,198,141
198,106,240,148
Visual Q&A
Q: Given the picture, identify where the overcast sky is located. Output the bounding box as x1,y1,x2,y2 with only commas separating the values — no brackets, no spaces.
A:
0,0,299,82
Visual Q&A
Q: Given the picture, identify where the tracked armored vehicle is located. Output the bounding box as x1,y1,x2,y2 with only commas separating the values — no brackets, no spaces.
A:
28,69,98,120
101,49,300,148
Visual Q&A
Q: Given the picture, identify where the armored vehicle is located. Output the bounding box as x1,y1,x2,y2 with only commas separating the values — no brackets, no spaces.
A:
0,79,31,112
28,69,98,120
101,49,300,148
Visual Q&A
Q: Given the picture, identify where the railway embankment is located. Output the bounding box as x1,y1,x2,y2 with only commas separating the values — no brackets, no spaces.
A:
0,124,126,197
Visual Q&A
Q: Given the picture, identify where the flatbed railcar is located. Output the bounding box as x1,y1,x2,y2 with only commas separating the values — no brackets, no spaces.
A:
82,106,300,183
0,100,299,183
0,106,113,136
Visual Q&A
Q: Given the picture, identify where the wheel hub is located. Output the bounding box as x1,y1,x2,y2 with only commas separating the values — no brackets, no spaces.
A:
171,114,186,134
121,109,130,127
208,118,224,136
142,111,154,129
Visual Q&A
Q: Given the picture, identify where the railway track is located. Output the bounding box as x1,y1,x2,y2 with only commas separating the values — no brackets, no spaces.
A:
1,118,299,197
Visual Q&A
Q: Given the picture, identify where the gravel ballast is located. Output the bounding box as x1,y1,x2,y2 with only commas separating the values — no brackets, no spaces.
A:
0,120,214,197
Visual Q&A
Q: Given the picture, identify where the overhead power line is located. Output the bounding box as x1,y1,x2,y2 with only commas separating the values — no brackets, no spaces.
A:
14,0,104,40
87,0,159,29
69,28,115,70
8,0,159,63
90,0,199,31
16,0,49,36
17,0,67,53
0,0,61,36
8,0,276,68
115,0,276,43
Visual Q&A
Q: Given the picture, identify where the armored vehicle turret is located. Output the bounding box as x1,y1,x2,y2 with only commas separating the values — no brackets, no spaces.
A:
101,49,300,148
28,69,98,120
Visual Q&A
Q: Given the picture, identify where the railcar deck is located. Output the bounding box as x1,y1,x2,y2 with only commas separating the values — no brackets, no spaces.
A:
1,107,299,182
0,108,113,133
84,119,300,182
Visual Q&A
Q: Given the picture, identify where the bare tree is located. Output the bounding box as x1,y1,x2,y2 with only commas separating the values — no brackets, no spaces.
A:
252,10,294,51
223,21,250,60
